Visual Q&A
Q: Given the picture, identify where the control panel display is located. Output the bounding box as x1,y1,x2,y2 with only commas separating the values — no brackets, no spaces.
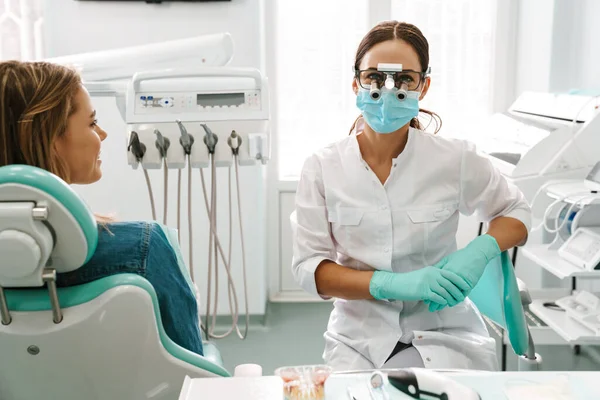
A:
135,90,261,114
197,93,245,107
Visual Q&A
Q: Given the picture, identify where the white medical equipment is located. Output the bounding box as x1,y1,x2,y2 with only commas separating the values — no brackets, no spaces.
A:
585,162,600,192
517,167,600,357
468,92,600,294
529,165,600,244
123,67,270,340
0,165,230,400
556,291,600,335
45,33,234,82
52,32,270,341
558,228,600,271
473,91,600,201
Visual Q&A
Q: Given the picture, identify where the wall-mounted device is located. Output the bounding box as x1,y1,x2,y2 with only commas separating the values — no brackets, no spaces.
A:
558,227,600,271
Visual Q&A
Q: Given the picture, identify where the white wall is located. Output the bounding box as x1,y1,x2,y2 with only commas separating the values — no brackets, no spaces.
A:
43,0,268,316
569,0,600,91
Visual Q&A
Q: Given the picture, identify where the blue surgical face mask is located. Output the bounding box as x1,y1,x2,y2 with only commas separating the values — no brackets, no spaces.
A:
356,88,420,134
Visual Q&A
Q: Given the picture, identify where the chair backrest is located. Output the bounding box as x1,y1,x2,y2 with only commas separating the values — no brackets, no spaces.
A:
469,251,530,356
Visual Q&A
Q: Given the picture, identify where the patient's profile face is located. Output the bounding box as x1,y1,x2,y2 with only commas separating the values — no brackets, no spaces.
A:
55,86,108,184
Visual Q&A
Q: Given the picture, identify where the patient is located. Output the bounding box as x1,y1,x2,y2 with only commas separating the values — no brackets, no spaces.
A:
0,60,204,356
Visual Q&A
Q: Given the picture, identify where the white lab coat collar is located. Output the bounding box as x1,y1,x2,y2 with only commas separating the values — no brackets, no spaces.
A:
350,118,416,165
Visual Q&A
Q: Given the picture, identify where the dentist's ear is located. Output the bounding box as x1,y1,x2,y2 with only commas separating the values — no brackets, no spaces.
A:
419,76,431,101
352,78,359,95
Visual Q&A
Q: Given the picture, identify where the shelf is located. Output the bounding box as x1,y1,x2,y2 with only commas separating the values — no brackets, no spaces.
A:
545,181,600,206
530,299,600,344
521,245,600,279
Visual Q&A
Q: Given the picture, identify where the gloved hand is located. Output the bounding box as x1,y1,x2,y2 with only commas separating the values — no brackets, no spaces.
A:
427,234,501,312
369,266,470,307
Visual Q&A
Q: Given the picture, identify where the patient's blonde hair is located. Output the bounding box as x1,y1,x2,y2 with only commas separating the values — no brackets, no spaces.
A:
0,61,80,181
0,61,114,224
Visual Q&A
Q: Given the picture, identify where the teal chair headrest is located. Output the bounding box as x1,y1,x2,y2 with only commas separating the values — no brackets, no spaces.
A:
0,165,98,264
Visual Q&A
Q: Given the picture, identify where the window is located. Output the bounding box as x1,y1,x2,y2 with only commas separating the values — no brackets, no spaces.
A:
273,0,369,179
0,0,45,61
273,0,505,180
391,0,498,140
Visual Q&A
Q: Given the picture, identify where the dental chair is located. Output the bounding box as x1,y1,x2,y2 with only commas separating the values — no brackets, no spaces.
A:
0,165,230,400
470,250,543,371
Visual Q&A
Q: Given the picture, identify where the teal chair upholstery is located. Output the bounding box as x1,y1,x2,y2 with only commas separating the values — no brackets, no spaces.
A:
469,251,542,370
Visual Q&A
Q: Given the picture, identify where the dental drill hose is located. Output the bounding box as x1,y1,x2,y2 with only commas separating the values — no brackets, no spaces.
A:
154,129,170,225
209,131,249,339
199,124,240,338
144,170,157,221
201,124,218,338
177,120,195,245
228,131,250,338
198,131,249,339
128,131,156,221
177,169,182,243
233,154,250,339
210,132,247,339
163,159,168,225
197,125,249,339
200,164,241,339
188,162,194,282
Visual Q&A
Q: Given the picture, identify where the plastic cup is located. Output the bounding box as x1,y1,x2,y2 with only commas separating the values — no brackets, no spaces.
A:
274,364,332,400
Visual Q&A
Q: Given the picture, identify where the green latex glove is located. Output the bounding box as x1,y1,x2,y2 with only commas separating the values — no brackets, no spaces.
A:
369,266,470,306
427,234,501,312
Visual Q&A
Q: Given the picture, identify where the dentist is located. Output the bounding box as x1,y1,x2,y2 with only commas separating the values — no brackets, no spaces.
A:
291,21,530,371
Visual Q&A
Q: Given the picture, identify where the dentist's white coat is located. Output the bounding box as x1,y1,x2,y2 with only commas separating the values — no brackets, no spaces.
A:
291,121,531,371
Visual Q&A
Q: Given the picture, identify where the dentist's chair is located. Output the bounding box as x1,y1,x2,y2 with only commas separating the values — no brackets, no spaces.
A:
0,165,230,400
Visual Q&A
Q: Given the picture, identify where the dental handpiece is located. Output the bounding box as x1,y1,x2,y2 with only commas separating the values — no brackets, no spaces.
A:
201,123,218,154
176,119,195,155
154,129,170,157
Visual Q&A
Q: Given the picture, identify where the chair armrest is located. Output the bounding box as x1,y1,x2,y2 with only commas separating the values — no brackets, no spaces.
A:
516,278,532,306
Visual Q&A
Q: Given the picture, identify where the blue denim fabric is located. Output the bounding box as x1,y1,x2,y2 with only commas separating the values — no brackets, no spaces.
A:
57,221,203,356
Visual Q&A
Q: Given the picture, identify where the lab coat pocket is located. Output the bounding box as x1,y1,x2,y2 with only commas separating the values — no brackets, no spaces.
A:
327,207,365,250
406,203,459,257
